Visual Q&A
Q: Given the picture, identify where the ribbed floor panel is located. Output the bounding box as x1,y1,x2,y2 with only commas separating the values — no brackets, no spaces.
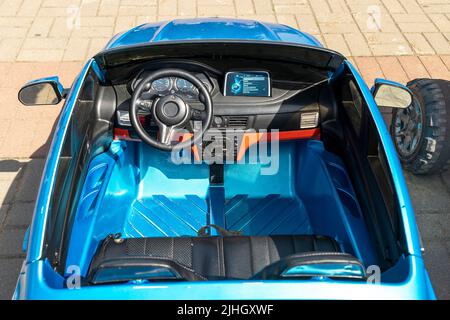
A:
225,194,311,235
124,194,311,237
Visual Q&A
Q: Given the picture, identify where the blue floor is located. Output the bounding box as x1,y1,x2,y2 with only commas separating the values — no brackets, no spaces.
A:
124,193,311,238
66,139,377,276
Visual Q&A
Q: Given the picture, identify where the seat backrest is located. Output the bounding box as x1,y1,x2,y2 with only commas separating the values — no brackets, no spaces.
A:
88,234,342,283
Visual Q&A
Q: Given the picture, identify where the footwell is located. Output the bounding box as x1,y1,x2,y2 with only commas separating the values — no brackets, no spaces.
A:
124,193,312,238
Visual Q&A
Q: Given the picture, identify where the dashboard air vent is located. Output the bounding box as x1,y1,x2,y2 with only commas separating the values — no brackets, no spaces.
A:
300,112,319,129
228,116,248,128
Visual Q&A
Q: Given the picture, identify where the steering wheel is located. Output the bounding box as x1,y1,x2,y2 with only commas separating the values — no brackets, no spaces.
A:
129,69,213,151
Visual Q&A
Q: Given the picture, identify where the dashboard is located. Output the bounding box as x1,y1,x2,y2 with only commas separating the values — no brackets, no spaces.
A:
115,60,328,133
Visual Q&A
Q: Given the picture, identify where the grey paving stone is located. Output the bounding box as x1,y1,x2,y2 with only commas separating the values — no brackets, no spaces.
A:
422,240,450,300
15,159,45,203
0,228,27,257
442,171,450,191
0,259,22,300
0,205,10,226
0,180,17,205
405,172,450,213
5,202,34,227
415,214,450,241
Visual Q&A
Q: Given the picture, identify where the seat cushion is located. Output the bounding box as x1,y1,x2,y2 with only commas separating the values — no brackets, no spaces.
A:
88,235,341,282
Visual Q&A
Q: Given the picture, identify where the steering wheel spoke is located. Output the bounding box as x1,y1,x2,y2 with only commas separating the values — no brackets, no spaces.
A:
157,122,175,145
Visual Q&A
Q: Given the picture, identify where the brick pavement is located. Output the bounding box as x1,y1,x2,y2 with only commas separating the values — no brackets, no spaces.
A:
0,0,449,299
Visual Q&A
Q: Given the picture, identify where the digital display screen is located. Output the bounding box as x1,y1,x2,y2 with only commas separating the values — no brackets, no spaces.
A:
224,71,270,97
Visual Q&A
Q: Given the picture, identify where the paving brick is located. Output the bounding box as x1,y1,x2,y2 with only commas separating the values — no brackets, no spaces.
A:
441,56,450,73
22,38,68,50
0,205,10,225
197,5,235,17
98,0,119,16
136,15,159,25
391,13,429,24
276,14,298,29
376,56,409,84
158,0,177,16
0,17,33,27
38,7,70,17
49,17,73,37
178,0,196,16
79,0,101,17
323,34,351,56
382,0,406,14
354,12,400,33
344,33,372,56
0,26,29,38
404,33,435,55
0,228,27,256
114,16,136,34
295,14,320,34
17,49,65,62
0,159,27,182
17,0,43,17
424,33,450,54
235,0,254,15
366,33,412,55
63,37,90,61
353,56,384,84
419,56,450,79
0,39,24,62
5,202,34,227
428,14,450,33
15,159,45,203
0,0,23,16
0,259,23,300
253,0,274,15
405,172,450,212
416,214,450,240
398,56,430,80
398,0,424,14
422,4,450,14
71,26,114,38
118,5,157,17
27,17,54,38
422,240,450,299
87,37,109,58
274,4,310,15
57,61,84,85
397,22,437,32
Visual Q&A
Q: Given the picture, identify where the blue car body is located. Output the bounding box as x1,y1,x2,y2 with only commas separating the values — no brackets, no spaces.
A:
14,18,435,299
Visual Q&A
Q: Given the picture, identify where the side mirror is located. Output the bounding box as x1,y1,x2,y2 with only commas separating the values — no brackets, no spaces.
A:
18,76,65,106
371,78,413,109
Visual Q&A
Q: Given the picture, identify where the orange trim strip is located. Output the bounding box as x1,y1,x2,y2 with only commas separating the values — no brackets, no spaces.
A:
114,128,140,141
114,127,320,162
236,128,320,161
114,129,200,161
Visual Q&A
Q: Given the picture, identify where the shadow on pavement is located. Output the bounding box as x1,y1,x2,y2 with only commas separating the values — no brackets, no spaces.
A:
0,119,57,300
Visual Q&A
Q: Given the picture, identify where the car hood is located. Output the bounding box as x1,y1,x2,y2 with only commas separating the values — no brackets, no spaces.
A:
105,18,323,50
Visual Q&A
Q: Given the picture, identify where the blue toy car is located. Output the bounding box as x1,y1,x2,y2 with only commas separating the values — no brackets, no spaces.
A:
14,18,449,300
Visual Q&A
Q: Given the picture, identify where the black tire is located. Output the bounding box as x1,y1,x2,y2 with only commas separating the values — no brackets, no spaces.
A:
390,79,450,174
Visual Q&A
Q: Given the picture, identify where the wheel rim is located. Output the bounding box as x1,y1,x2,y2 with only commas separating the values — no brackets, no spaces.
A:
393,98,423,158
